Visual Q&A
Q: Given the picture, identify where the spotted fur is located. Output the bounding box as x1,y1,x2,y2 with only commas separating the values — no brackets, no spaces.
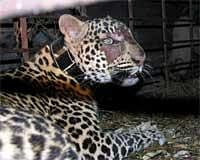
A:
0,15,165,160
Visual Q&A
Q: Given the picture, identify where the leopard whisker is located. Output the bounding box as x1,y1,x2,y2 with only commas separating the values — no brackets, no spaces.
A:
142,69,154,82
144,64,153,71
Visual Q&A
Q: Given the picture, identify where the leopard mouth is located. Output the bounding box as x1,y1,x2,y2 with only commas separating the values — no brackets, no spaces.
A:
121,74,140,86
111,66,143,86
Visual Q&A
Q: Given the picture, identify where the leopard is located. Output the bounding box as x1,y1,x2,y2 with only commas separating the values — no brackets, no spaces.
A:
0,14,165,160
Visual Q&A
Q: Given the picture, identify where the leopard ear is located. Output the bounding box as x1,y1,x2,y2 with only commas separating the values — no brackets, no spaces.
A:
59,14,86,41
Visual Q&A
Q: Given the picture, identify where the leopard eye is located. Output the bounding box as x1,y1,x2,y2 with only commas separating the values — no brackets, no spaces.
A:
102,38,114,45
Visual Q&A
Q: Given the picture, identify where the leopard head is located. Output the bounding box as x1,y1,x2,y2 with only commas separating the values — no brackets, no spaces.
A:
59,14,146,86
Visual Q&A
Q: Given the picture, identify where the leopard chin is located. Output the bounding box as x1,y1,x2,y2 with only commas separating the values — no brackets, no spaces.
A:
121,76,139,87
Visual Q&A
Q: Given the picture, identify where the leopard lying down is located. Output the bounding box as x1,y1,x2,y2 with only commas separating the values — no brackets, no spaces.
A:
0,14,165,160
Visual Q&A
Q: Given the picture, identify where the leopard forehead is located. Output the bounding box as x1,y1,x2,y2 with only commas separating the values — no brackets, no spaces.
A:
86,16,126,35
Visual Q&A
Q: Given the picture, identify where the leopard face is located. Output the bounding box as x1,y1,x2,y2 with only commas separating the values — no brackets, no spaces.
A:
59,15,146,86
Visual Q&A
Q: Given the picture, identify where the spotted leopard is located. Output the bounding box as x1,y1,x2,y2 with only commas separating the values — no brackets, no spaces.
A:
0,15,165,160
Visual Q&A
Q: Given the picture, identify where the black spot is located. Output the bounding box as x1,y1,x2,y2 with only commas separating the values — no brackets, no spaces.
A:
54,133,65,145
52,63,58,68
43,57,49,66
74,142,81,152
95,36,99,40
127,139,134,145
68,127,75,133
51,107,61,115
95,19,100,23
96,59,101,63
15,71,23,77
87,130,93,136
71,133,79,139
61,148,78,160
96,63,100,68
103,22,109,26
94,136,100,142
56,119,67,128
76,129,83,135
84,154,95,160
86,55,91,60
45,46,50,52
32,120,48,133
0,140,2,150
82,116,92,125
47,146,61,160
83,111,92,118
58,74,67,81
101,57,106,61
115,137,122,146
137,139,143,147
38,58,44,65
11,116,25,123
112,143,118,155
121,146,126,156
97,28,101,33
69,117,81,124
11,135,23,150
91,25,94,30
113,154,119,160
70,79,77,87
85,46,90,52
94,44,99,50
91,49,96,55
101,145,110,156
83,40,88,44
89,31,93,36
51,100,59,106
23,63,30,67
128,147,133,154
89,39,94,43
18,67,26,72
106,137,112,145
84,61,90,65
23,75,32,81
93,120,98,125
29,134,45,150
141,134,147,139
94,30,97,36
110,27,114,32
94,125,100,131
134,135,140,141
98,154,105,160
84,105,95,111
71,105,82,111
81,124,88,129
100,133,104,138
73,112,82,116
82,138,92,149
89,143,97,154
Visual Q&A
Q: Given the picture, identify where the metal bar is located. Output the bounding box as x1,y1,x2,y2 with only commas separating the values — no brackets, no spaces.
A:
161,0,169,96
164,39,200,44
20,17,29,61
189,0,194,73
129,24,198,29
152,0,200,4
128,0,134,32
